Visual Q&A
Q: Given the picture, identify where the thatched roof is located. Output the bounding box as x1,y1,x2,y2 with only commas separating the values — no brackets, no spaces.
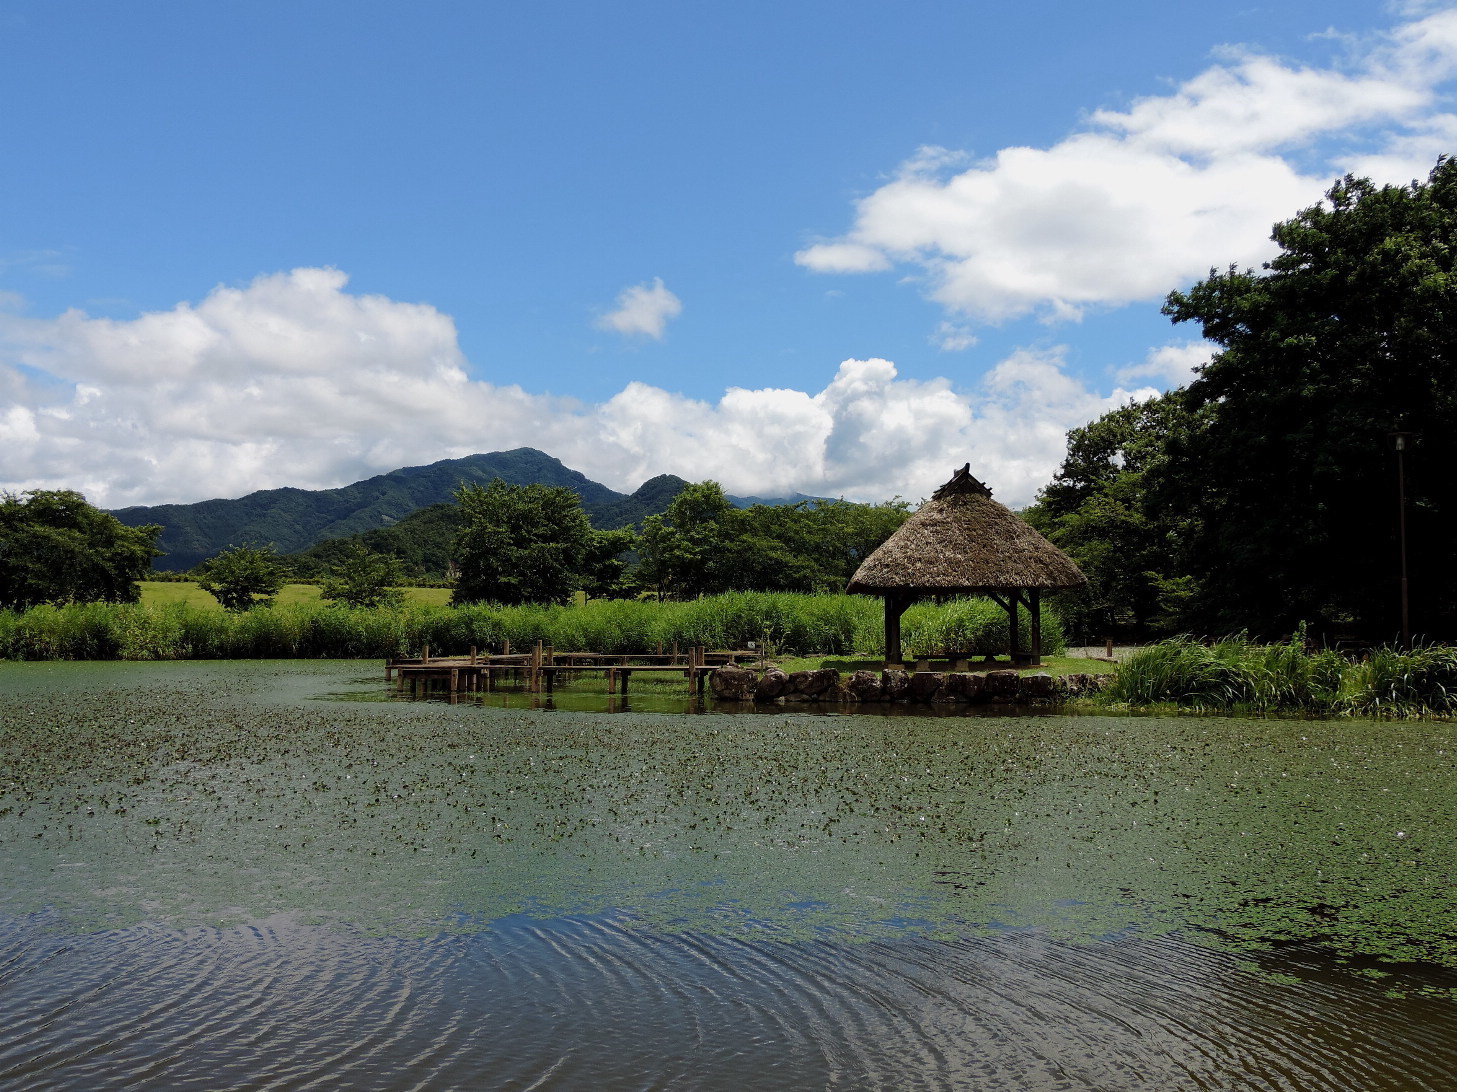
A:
847,464,1086,595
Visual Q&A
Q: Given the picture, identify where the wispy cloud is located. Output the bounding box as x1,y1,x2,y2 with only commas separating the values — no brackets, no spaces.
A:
595,277,682,340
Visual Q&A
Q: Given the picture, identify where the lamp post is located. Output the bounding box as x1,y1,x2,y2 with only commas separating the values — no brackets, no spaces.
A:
1393,432,1411,650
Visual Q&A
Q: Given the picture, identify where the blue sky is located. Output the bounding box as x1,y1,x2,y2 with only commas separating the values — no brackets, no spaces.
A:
3,1,1454,508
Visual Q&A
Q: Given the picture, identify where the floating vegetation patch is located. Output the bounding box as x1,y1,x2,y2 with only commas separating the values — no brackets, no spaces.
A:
2,661,1456,997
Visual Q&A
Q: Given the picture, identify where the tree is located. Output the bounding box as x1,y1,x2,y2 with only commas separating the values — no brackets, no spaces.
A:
0,489,162,610
1025,392,1199,639
319,544,405,608
451,480,593,604
634,483,912,599
635,482,737,598
196,545,291,611
582,528,638,600
1157,159,1457,638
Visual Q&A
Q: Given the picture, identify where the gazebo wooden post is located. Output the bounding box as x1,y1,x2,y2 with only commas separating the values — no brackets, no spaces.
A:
1008,591,1020,662
884,591,912,667
1029,588,1043,665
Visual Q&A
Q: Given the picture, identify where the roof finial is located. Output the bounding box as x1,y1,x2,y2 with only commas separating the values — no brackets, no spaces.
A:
933,463,992,500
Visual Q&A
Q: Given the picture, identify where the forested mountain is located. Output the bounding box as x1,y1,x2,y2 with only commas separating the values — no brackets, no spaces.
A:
109,449,809,571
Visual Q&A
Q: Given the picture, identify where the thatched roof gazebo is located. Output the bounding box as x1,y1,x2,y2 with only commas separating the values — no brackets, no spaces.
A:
847,464,1086,667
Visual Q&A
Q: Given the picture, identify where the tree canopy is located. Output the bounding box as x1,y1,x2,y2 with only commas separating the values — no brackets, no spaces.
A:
1025,392,1196,640
0,489,161,611
319,544,405,608
195,544,291,611
1035,158,1457,641
451,480,597,605
636,482,910,599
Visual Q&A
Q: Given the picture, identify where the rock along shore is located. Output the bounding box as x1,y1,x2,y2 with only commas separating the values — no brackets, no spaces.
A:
709,664,1111,705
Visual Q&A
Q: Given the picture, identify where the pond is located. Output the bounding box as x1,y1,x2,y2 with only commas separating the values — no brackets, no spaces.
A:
2,660,1455,1090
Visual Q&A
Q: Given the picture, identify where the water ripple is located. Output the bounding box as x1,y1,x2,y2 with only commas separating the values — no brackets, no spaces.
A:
2,912,1452,1091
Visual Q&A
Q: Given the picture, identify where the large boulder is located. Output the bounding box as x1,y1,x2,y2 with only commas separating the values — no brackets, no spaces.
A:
1019,672,1055,702
788,668,839,697
983,670,1021,702
756,668,790,700
909,671,945,703
881,669,910,701
1060,672,1109,698
942,672,984,702
710,664,758,701
846,670,884,701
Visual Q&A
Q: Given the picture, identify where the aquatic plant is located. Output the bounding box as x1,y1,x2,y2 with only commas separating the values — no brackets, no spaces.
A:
1346,644,1457,717
1106,633,1349,712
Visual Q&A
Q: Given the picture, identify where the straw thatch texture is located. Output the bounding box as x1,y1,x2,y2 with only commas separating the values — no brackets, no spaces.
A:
848,467,1085,594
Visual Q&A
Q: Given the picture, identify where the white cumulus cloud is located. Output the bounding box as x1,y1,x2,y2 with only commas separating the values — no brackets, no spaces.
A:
595,277,683,340
0,268,1153,510
796,9,1457,329
1116,340,1215,386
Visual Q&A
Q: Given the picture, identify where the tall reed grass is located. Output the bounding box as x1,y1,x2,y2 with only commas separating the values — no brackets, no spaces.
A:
901,598,1066,659
1105,633,1457,717
0,593,1065,662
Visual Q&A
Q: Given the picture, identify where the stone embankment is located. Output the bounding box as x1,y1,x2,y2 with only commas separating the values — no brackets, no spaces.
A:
709,664,1110,705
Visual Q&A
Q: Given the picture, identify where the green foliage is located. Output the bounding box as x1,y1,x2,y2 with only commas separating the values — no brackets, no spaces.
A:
113,448,632,571
901,597,1067,659
0,489,161,610
1157,159,1457,638
1348,645,1457,717
634,481,910,598
452,480,597,605
195,545,291,611
1104,632,1457,717
1027,392,1199,640
289,503,463,581
319,544,405,608
582,528,638,600
0,591,1064,663
1032,158,1457,642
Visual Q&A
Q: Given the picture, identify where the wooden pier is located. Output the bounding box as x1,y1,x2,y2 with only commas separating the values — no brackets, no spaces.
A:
385,641,757,698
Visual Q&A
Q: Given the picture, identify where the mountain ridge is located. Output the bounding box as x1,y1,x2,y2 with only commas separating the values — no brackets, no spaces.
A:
109,449,814,570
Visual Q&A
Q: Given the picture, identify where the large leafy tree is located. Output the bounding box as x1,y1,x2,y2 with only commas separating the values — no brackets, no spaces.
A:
195,544,291,611
0,489,161,610
634,482,911,599
451,480,596,605
1026,392,1200,639
319,544,405,608
1158,159,1457,638
635,482,737,599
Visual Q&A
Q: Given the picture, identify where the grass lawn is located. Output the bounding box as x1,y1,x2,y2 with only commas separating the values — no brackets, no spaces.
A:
138,582,452,609
774,654,1115,678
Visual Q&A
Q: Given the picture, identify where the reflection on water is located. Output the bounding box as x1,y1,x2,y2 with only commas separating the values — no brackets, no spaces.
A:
362,670,1067,717
3,660,1457,1090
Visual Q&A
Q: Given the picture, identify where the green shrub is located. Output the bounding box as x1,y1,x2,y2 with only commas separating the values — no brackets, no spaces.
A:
1348,645,1457,717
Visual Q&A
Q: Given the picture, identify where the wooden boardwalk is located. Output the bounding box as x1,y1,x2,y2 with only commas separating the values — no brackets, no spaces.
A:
386,641,757,697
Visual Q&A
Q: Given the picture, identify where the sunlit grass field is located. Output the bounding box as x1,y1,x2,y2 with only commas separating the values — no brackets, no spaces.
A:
138,582,452,609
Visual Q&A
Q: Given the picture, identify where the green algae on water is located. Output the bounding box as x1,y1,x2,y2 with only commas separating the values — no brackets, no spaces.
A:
2,661,1455,989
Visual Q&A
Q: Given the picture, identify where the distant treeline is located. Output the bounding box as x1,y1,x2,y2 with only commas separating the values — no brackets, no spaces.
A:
287,480,917,603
